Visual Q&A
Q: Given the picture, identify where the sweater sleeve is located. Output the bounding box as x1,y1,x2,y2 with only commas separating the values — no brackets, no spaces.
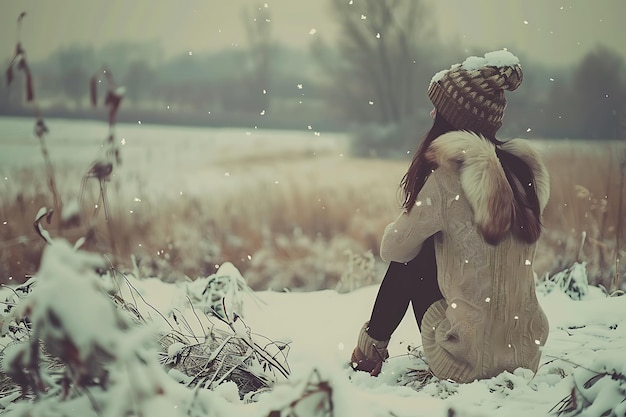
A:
380,169,444,263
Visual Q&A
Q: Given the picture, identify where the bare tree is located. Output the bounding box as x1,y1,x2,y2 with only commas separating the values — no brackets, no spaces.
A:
124,60,158,106
242,4,274,113
56,46,95,108
540,46,626,140
570,46,626,140
314,0,439,125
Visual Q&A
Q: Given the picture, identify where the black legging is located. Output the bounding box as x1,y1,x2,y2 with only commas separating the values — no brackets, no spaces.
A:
367,235,442,341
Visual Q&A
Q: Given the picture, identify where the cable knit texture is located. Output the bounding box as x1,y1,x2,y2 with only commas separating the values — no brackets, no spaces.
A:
357,322,389,361
380,131,550,383
351,322,390,376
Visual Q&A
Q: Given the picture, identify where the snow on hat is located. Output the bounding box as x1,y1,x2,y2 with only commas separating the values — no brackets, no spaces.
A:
428,49,523,137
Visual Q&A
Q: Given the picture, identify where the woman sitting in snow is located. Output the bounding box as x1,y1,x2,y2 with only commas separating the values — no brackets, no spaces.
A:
351,50,550,383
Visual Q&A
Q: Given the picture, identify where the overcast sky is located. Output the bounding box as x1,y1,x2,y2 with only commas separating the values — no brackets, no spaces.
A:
1,0,625,68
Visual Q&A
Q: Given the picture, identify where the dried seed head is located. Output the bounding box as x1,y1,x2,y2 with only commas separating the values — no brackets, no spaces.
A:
34,117,48,138
17,57,27,71
6,66,14,85
90,75,98,107
24,68,34,102
33,207,54,244
89,160,113,180
105,146,121,165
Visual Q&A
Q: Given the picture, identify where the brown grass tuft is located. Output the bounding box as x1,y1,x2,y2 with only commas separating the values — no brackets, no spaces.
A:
537,140,626,290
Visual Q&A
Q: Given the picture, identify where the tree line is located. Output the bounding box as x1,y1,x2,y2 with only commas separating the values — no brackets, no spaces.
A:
1,0,625,146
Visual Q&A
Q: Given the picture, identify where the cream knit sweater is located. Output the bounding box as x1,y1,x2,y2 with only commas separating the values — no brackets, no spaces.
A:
380,131,551,383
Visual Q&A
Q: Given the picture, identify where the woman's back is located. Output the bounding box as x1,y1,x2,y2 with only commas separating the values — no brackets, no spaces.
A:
415,131,550,382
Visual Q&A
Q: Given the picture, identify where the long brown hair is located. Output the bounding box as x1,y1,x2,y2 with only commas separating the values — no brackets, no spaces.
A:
400,112,542,244
400,112,455,210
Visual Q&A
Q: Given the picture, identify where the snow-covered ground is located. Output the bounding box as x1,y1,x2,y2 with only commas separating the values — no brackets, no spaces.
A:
0,116,347,198
1,241,625,416
2,117,625,416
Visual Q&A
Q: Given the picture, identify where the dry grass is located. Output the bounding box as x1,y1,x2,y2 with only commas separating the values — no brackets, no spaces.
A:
0,153,403,289
536,140,626,290
1,138,625,291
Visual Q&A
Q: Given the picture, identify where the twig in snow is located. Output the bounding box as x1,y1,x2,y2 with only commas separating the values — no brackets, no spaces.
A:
186,295,208,340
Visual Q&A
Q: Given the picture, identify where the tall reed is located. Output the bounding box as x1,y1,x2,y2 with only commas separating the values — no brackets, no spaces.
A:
6,12,60,215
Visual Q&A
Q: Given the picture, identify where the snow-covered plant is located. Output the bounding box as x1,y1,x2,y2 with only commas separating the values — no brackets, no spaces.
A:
0,276,36,344
0,228,300,415
536,261,590,300
335,249,376,293
259,369,334,417
159,265,291,400
0,240,199,416
187,262,250,320
0,276,36,404
552,349,626,416
1,241,116,396
395,346,437,392
160,315,291,401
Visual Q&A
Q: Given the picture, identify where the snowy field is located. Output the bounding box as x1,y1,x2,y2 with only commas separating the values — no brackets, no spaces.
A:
2,116,624,290
0,241,625,416
0,116,348,197
1,117,625,415
0,116,368,286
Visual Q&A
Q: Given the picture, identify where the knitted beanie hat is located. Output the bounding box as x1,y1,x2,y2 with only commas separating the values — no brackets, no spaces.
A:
427,50,523,137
